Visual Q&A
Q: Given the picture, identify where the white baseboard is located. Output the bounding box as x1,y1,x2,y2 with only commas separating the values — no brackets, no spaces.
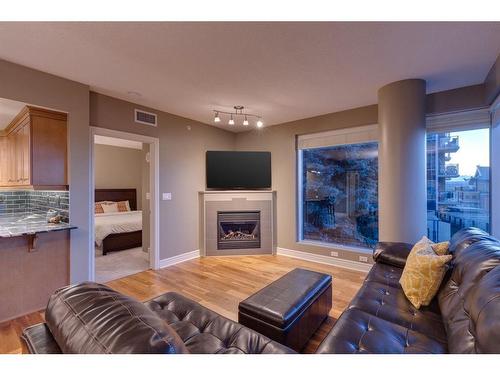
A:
277,247,372,273
159,250,200,269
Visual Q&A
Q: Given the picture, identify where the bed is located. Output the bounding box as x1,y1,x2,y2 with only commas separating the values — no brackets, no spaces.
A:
95,189,142,255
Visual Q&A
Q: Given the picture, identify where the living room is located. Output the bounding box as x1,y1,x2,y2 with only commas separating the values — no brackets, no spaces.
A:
0,1,499,374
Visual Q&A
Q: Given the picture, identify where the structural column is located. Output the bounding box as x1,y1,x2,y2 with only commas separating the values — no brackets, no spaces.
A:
378,79,427,243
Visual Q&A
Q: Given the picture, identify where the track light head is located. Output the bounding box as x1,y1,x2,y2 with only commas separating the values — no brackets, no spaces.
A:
214,112,221,123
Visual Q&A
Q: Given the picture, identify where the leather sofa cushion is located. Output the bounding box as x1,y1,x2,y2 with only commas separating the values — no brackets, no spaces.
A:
349,263,446,341
373,242,414,268
145,291,295,354
238,268,332,329
45,282,189,354
438,234,500,353
316,262,448,354
316,308,447,354
448,227,498,257
21,323,62,354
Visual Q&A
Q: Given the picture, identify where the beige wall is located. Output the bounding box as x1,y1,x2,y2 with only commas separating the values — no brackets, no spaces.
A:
94,144,144,209
485,54,500,105
235,105,378,263
0,59,91,283
90,92,236,259
426,84,487,115
1,57,495,276
235,84,489,264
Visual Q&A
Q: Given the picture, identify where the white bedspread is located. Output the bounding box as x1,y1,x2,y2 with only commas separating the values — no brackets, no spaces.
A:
95,211,142,247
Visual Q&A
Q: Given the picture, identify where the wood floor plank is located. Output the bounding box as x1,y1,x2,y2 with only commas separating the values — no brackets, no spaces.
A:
0,254,366,354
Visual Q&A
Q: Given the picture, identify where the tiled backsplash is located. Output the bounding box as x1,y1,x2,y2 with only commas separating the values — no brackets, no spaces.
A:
0,191,69,221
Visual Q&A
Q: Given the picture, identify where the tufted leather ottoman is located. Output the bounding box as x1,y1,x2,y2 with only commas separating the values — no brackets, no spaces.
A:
238,268,332,351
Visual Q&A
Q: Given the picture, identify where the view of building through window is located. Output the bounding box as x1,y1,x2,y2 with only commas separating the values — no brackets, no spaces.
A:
300,142,379,249
426,128,490,242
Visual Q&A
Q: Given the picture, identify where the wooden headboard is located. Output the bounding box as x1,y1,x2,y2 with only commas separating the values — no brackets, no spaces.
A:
95,188,137,211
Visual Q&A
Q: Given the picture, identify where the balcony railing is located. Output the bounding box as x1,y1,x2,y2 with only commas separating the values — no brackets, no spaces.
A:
438,163,459,178
438,136,459,152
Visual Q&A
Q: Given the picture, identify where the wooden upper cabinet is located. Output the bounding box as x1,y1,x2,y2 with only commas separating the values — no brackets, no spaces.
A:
0,137,7,185
0,106,67,189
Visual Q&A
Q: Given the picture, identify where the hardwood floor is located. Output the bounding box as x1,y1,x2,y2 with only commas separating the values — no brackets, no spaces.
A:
0,254,367,354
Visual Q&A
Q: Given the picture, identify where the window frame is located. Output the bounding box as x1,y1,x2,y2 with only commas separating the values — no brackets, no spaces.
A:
425,108,492,240
296,125,379,253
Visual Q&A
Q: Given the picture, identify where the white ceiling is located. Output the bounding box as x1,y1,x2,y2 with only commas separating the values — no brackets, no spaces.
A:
0,97,26,130
94,135,143,150
0,22,499,132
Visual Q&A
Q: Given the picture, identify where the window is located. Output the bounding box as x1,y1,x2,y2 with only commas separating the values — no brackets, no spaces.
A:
426,126,490,242
298,126,378,250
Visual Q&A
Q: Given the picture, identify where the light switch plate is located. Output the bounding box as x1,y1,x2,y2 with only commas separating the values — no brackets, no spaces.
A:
146,192,150,200
162,192,172,201
359,256,369,263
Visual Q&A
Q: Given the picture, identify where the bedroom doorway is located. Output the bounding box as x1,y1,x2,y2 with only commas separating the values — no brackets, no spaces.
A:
89,127,160,283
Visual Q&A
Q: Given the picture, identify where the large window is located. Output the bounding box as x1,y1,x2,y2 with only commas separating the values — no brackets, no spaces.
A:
298,126,379,249
426,128,490,241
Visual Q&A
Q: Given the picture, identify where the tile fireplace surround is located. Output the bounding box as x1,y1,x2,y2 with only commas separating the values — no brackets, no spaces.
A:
199,191,276,256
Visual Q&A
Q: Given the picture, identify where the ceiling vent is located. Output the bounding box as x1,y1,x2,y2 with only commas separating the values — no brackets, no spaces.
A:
135,109,157,127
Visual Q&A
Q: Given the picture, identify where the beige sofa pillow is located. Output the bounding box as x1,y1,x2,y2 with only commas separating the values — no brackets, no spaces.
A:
400,236,452,309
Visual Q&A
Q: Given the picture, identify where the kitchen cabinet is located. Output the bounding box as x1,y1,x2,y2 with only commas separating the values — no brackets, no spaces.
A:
0,106,67,189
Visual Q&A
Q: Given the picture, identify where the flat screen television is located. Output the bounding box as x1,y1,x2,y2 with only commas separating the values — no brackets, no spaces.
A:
206,151,271,190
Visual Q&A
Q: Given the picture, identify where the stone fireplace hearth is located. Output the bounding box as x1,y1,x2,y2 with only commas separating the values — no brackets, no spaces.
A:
200,191,276,256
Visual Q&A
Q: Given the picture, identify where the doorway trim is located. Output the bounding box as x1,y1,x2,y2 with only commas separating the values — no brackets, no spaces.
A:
89,126,160,281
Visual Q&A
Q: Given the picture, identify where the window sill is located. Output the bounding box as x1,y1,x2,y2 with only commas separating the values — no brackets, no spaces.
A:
297,239,374,255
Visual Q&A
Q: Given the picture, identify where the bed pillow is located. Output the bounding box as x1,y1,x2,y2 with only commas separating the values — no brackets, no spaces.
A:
101,202,119,213
117,200,131,212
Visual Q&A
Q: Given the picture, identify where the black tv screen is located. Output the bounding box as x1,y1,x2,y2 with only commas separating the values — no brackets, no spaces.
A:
206,151,271,190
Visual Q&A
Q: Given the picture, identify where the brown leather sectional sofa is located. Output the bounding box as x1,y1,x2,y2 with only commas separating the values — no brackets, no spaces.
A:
317,227,500,353
22,227,500,354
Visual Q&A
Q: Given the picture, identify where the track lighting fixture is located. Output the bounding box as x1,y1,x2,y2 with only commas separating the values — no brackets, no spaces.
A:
212,106,263,128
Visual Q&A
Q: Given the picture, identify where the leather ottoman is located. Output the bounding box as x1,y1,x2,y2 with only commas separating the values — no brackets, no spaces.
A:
238,268,332,351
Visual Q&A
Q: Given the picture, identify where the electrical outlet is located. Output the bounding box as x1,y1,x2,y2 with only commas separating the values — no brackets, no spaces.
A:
359,256,369,263
330,251,339,257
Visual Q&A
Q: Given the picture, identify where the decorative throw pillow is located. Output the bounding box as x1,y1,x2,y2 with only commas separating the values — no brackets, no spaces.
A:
94,202,104,214
400,236,452,309
117,200,131,212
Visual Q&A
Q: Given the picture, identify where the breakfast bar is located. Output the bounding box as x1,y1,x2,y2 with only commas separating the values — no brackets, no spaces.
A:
0,214,76,322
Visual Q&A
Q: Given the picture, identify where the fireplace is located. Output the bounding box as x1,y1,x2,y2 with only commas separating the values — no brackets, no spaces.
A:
217,211,261,250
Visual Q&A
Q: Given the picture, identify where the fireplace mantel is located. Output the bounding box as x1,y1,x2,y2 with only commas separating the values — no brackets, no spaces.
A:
199,191,276,256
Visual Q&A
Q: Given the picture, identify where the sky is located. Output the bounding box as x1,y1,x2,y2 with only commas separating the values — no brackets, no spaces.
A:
448,128,489,177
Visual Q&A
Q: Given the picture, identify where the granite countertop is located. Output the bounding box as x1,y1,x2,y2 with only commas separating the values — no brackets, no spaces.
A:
0,213,77,238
